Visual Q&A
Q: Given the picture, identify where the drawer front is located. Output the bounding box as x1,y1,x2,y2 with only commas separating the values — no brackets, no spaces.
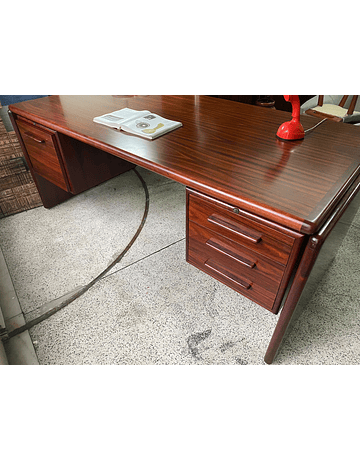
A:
188,191,295,265
190,221,285,283
17,119,69,191
187,221,281,310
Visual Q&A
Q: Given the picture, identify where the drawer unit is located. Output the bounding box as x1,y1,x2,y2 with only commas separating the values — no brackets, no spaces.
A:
188,190,295,265
186,189,304,313
188,221,283,309
17,119,69,191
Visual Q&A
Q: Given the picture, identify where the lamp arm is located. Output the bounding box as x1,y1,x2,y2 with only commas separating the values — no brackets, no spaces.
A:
284,95,301,120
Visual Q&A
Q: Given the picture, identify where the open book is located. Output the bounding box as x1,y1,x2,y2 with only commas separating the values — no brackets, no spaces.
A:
93,108,182,139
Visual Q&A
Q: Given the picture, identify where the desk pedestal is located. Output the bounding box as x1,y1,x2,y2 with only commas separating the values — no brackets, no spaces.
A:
9,111,135,208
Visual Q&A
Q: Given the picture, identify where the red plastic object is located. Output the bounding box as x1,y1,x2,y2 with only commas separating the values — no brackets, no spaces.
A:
276,95,305,141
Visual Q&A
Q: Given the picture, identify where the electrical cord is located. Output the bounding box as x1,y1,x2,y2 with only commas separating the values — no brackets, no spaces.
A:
304,117,328,134
6,168,150,340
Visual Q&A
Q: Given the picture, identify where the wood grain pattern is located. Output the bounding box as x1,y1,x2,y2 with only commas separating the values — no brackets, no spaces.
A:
189,221,285,283
8,110,73,208
207,214,263,244
188,190,296,266
187,223,280,310
17,118,69,191
55,133,135,195
264,174,360,362
33,172,74,208
186,188,305,313
9,96,360,235
10,111,136,207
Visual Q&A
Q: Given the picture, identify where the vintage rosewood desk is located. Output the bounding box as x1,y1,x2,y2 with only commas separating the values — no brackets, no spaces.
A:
8,96,360,363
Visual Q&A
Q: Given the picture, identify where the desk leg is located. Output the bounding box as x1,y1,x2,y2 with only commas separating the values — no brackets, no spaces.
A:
33,172,74,209
264,237,320,364
265,179,360,364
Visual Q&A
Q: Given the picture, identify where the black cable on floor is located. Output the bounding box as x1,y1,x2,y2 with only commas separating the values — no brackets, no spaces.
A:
7,168,150,339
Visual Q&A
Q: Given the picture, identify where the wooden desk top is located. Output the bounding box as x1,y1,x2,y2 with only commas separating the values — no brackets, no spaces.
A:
9,95,360,234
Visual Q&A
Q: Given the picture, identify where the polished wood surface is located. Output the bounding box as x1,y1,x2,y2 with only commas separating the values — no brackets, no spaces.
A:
55,133,134,195
188,222,281,310
186,189,304,313
188,220,283,310
211,95,315,112
264,174,360,363
10,110,135,208
187,190,300,265
9,95,360,235
17,118,70,191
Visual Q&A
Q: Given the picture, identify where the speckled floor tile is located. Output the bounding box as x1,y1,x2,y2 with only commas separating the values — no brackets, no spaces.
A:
107,175,186,276
29,240,279,365
0,167,184,314
1,167,360,365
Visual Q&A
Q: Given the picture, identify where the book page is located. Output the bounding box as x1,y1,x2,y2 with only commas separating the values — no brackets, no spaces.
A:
121,114,182,138
93,108,150,128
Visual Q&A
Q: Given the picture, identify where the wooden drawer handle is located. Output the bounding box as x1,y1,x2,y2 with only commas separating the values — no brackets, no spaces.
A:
205,260,252,290
23,131,45,143
208,214,262,243
206,239,256,268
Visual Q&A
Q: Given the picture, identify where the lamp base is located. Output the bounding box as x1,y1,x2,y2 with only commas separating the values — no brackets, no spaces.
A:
276,119,305,141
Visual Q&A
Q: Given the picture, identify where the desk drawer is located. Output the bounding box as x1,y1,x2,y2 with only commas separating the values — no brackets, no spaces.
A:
186,189,305,312
17,119,69,191
188,190,295,266
187,221,283,310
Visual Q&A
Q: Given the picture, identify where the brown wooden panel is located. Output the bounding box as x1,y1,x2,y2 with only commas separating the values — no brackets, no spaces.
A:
187,223,279,311
186,188,305,313
188,189,294,266
212,95,256,105
265,174,360,362
17,119,69,191
188,221,285,284
56,133,135,194
33,172,74,208
9,95,360,234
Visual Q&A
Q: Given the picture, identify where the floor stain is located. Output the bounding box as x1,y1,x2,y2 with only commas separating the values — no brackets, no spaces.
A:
220,341,236,353
187,329,212,359
235,357,248,365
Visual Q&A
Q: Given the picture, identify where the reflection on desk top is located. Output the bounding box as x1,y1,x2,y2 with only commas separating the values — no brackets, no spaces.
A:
9,95,360,235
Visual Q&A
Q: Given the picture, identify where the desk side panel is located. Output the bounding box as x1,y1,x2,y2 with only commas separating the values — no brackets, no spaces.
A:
265,175,360,363
56,133,135,195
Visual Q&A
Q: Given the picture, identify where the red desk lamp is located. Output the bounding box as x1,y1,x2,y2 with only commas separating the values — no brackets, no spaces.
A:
276,95,305,141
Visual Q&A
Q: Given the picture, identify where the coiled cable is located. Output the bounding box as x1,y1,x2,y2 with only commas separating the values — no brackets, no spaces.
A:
7,168,150,339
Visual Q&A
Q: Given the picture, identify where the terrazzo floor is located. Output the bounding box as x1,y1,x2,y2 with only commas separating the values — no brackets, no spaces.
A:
1,166,360,365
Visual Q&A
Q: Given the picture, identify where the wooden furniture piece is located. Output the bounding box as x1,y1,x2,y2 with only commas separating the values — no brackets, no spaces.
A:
305,95,359,122
8,95,360,363
212,95,315,112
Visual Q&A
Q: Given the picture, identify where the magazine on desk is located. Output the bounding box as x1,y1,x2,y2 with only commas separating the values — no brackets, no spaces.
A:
93,108,182,139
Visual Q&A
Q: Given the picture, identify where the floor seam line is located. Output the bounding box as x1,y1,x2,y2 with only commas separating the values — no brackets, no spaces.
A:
102,237,186,280
19,238,185,319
